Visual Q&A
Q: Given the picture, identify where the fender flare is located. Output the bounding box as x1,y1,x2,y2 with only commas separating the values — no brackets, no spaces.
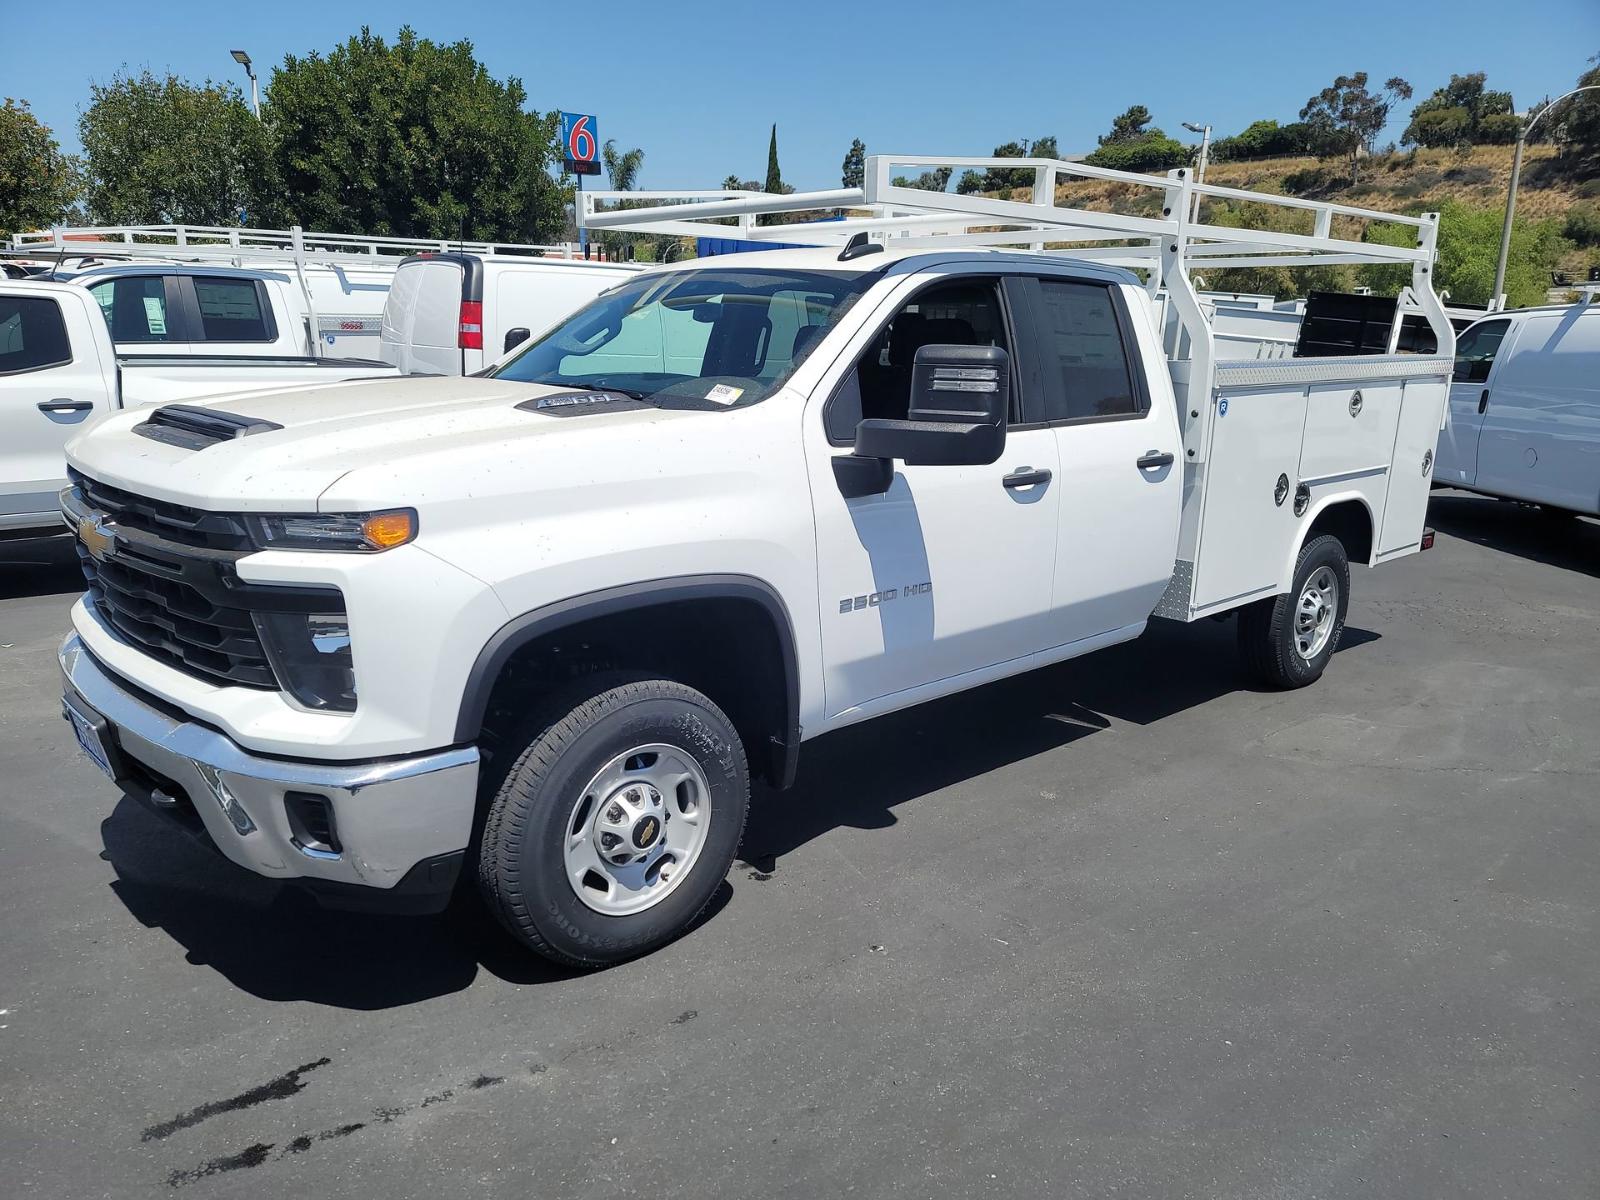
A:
453,574,802,787
1282,491,1378,587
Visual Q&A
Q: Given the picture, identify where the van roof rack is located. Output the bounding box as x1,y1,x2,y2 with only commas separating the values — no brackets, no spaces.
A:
5,223,579,268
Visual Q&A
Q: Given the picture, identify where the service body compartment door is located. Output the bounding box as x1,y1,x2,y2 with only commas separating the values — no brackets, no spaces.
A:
1191,386,1308,610
1379,375,1450,555
1299,380,1402,484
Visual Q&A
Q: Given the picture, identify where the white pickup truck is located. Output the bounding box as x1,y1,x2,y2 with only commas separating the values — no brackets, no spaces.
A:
55,157,1455,966
1,279,397,538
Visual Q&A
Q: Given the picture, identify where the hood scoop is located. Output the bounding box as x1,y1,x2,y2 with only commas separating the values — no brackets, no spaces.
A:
515,390,655,418
134,404,284,451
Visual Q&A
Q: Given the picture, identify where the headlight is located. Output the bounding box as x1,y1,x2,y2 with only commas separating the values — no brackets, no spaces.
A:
253,611,357,712
248,509,417,552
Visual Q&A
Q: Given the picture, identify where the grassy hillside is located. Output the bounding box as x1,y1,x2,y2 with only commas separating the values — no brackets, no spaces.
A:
1022,144,1597,306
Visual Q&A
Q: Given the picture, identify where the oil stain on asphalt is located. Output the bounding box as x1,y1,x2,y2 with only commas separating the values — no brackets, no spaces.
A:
142,1058,332,1142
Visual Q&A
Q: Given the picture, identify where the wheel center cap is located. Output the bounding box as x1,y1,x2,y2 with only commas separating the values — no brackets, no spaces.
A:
631,812,662,849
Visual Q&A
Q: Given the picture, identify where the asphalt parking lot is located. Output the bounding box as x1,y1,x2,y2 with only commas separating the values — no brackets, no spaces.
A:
2,490,1596,1199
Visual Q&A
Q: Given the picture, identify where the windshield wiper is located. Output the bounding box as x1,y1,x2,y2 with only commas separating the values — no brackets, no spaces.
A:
526,377,656,403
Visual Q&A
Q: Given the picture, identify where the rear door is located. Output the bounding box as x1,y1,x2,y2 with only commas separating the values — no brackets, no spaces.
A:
489,265,630,361
1474,310,1600,513
1435,317,1513,488
1017,273,1182,646
0,289,112,531
177,275,292,356
380,259,466,375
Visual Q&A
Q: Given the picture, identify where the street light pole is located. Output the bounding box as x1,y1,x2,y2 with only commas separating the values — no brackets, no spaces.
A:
230,49,260,119
1183,122,1212,224
1491,85,1599,308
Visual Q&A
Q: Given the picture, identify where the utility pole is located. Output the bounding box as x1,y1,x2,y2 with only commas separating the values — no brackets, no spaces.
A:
1492,85,1598,308
230,49,260,119
1183,122,1212,225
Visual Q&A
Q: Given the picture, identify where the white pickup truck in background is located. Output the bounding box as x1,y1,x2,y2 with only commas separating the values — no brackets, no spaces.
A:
1,279,397,538
54,155,1454,967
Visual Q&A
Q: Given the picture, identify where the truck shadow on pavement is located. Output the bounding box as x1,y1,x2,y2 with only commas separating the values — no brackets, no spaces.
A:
741,615,1378,873
98,614,1375,1009
1426,491,1600,580
0,534,81,600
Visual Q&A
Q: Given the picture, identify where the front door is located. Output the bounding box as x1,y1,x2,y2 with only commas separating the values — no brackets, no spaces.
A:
1436,317,1513,489
806,272,1061,722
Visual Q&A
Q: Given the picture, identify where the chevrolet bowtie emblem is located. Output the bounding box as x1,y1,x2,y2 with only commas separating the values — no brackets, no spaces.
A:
78,513,116,561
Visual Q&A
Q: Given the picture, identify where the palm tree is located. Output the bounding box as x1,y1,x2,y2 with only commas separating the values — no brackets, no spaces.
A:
602,140,644,191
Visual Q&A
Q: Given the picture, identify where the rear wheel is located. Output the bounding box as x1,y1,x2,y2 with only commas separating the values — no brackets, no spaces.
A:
1238,534,1350,689
477,674,748,967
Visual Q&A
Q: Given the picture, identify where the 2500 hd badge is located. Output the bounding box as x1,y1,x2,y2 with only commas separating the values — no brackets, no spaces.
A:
838,581,933,614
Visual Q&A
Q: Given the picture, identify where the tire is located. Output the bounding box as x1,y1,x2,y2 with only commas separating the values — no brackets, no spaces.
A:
477,673,749,967
1237,534,1351,689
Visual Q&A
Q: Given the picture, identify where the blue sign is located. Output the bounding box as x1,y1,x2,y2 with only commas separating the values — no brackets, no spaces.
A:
561,112,600,176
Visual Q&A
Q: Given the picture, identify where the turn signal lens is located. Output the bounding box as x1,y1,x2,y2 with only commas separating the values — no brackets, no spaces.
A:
361,511,416,549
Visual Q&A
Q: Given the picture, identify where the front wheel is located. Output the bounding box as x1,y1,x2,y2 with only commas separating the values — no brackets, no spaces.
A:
1237,534,1351,689
477,675,749,967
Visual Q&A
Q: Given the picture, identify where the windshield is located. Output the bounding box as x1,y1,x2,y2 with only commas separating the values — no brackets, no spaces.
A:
487,266,874,409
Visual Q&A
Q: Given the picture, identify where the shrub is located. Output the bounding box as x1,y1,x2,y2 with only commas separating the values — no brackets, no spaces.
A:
1563,203,1600,247
1443,165,1494,185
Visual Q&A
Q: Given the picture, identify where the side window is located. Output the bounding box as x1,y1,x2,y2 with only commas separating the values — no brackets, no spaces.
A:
1028,278,1142,422
0,295,72,375
1453,319,1511,384
87,277,173,343
828,278,1010,443
191,277,274,342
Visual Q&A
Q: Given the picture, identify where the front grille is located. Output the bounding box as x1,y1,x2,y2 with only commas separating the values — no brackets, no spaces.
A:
69,473,344,693
69,469,252,552
78,538,279,689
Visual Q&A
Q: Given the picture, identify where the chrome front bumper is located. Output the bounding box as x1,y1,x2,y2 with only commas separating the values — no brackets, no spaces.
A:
59,634,480,907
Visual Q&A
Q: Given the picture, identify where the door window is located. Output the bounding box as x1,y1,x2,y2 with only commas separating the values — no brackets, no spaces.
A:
192,277,275,342
1026,278,1143,423
87,276,173,343
1452,319,1511,384
0,295,71,374
826,278,1011,443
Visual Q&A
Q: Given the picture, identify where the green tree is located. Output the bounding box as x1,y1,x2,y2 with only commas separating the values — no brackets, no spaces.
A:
1360,199,1567,308
891,167,952,191
1402,72,1514,149
841,138,865,189
1563,53,1600,175
263,27,565,241
1210,119,1316,162
79,69,269,224
1083,108,1190,174
765,124,782,193
722,174,760,191
955,169,985,195
1300,72,1413,182
1194,198,1356,298
0,99,79,237
602,140,644,191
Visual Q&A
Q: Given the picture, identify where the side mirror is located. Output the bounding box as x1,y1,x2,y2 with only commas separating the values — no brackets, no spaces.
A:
503,327,531,354
853,344,1009,467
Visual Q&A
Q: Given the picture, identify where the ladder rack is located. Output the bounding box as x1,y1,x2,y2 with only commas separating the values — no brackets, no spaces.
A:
579,154,1439,279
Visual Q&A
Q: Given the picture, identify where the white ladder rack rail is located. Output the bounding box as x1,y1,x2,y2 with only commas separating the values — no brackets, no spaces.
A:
580,152,1455,482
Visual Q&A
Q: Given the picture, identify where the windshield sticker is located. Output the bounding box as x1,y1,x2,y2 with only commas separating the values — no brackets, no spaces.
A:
705,384,744,405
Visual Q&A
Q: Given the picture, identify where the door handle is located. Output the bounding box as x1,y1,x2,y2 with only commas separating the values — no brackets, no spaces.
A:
1136,450,1175,469
37,399,92,415
1477,389,1489,415
1002,466,1053,489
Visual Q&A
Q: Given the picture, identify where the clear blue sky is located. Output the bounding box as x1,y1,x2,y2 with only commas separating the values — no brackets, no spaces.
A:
8,0,1598,190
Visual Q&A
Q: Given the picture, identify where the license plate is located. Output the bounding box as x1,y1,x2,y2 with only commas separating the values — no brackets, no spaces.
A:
64,695,117,781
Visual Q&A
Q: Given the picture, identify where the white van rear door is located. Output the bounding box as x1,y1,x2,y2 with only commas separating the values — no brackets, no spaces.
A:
1475,310,1600,513
380,259,463,375
490,265,628,359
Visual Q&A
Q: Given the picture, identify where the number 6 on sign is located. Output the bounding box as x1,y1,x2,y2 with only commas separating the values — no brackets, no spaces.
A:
561,112,601,176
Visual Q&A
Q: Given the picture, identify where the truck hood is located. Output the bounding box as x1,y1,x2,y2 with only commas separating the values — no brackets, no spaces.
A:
66,375,713,510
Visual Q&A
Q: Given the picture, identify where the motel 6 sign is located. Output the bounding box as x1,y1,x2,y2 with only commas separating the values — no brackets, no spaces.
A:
561,112,601,177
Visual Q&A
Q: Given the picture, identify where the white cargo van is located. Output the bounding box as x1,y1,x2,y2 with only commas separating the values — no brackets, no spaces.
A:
1434,302,1600,516
378,253,641,375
